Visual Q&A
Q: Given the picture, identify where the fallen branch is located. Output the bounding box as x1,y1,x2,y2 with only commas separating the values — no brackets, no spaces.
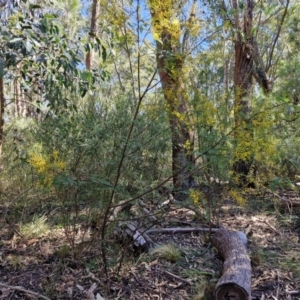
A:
122,222,154,249
162,270,193,286
5,217,24,238
173,200,207,221
277,197,300,214
0,282,51,300
264,220,281,235
109,199,132,221
146,227,219,234
287,290,300,295
138,200,158,223
86,270,101,284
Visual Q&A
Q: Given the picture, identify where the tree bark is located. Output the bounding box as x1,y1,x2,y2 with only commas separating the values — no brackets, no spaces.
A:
149,1,195,200
211,229,251,300
0,64,4,159
85,0,99,70
232,0,254,186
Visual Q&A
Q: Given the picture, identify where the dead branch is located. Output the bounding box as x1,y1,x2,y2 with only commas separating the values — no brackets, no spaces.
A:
162,270,193,286
277,197,300,208
0,282,51,300
146,227,219,234
266,0,290,72
5,217,24,238
109,199,132,221
264,220,281,236
138,200,158,223
122,222,155,249
287,290,300,295
173,200,208,221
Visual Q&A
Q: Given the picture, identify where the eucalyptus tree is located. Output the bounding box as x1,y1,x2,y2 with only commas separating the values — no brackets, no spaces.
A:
208,0,290,185
147,0,202,200
0,0,104,158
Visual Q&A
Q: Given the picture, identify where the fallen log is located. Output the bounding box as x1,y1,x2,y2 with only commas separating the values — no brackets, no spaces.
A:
211,229,251,300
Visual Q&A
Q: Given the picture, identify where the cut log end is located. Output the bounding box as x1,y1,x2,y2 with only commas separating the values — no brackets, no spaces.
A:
215,283,249,300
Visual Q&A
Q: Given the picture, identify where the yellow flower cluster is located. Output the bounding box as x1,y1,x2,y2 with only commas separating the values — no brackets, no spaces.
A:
194,97,217,128
27,154,47,174
184,140,192,154
229,189,246,206
189,188,203,206
27,150,66,187
148,0,181,44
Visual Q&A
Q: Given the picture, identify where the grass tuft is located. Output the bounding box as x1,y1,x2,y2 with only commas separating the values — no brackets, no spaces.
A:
19,215,49,239
150,244,182,263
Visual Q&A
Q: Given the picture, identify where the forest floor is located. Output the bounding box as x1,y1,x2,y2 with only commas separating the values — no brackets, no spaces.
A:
0,190,299,299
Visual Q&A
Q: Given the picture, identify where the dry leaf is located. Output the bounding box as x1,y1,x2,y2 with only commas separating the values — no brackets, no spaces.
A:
67,287,73,297
86,283,97,300
76,284,84,291
96,294,105,300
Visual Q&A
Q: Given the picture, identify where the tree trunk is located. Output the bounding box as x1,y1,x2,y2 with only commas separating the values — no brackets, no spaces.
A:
211,229,251,300
149,1,195,200
232,0,254,186
0,61,4,159
85,0,99,70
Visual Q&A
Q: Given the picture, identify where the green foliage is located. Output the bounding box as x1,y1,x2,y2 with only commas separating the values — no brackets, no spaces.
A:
0,0,108,112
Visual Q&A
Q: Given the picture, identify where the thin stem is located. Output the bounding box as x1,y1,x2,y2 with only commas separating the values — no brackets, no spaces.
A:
100,70,157,276
266,0,290,72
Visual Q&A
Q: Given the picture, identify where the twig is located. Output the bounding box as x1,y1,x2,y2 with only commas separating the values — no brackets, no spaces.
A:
100,69,157,276
266,0,290,72
146,227,219,235
264,220,281,236
0,282,51,300
138,200,157,222
264,220,297,245
86,270,101,284
286,290,300,295
5,217,24,238
162,270,193,285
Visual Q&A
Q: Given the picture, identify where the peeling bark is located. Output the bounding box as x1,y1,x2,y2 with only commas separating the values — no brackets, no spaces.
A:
85,0,99,70
0,71,4,159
